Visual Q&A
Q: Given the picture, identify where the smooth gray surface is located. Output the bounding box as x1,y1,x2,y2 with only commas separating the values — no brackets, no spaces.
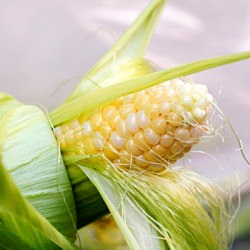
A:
0,0,249,184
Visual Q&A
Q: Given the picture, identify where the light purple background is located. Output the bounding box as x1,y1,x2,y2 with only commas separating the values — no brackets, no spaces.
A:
0,0,249,188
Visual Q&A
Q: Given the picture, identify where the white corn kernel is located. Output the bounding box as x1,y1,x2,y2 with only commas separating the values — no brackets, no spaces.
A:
110,132,125,149
136,110,149,128
126,113,139,133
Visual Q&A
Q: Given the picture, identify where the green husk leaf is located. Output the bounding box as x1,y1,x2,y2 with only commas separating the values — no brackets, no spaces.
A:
0,92,22,119
0,149,78,249
77,165,166,250
235,191,250,238
66,0,167,101
64,155,166,250
0,210,60,250
65,154,231,250
84,169,166,250
0,105,77,241
51,51,250,125
66,164,109,228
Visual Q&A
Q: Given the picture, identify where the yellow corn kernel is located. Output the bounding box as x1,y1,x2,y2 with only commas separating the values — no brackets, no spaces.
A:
103,146,118,161
119,150,132,164
108,112,120,129
99,121,112,138
125,139,143,156
55,78,213,173
119,104,135,119
134,132,148,151
135,94,150,110
90,113,102,131
134,155,149,168
144,150,158,162
102,105,117,120
83,136,98,154
160,134,174,147
151,118,167,135
152,144,167,156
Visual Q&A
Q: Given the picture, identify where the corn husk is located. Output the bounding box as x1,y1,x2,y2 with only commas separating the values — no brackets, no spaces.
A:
67,164,108,228
0,94,78,249
0,92,22,118
0,156,78,249
235,189,250,238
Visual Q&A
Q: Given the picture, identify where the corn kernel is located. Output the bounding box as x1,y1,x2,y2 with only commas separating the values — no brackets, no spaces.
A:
135,155,149,168
151,118,167,135
103,146,118,161
125,139,143,156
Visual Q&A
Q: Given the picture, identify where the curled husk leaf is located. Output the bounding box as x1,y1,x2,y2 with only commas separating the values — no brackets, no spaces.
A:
0,93,77,245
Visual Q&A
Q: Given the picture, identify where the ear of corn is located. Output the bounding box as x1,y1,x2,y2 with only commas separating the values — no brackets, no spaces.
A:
50,0,249,248
56,75,214,172
0,0,249,248
0,1,168,248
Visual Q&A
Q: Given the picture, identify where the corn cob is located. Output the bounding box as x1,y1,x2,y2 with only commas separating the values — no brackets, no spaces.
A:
55,77,214,172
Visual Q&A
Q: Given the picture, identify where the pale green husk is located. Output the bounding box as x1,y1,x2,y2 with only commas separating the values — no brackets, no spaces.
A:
64,155,166,250
0,92,22,118
66,164,108,228
0,95,78,248
51,0,168,125
65,0,167,102
65,154,231,250
83,168,166,250
235,191,250,238
0,157,78,250
51,51,250,126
